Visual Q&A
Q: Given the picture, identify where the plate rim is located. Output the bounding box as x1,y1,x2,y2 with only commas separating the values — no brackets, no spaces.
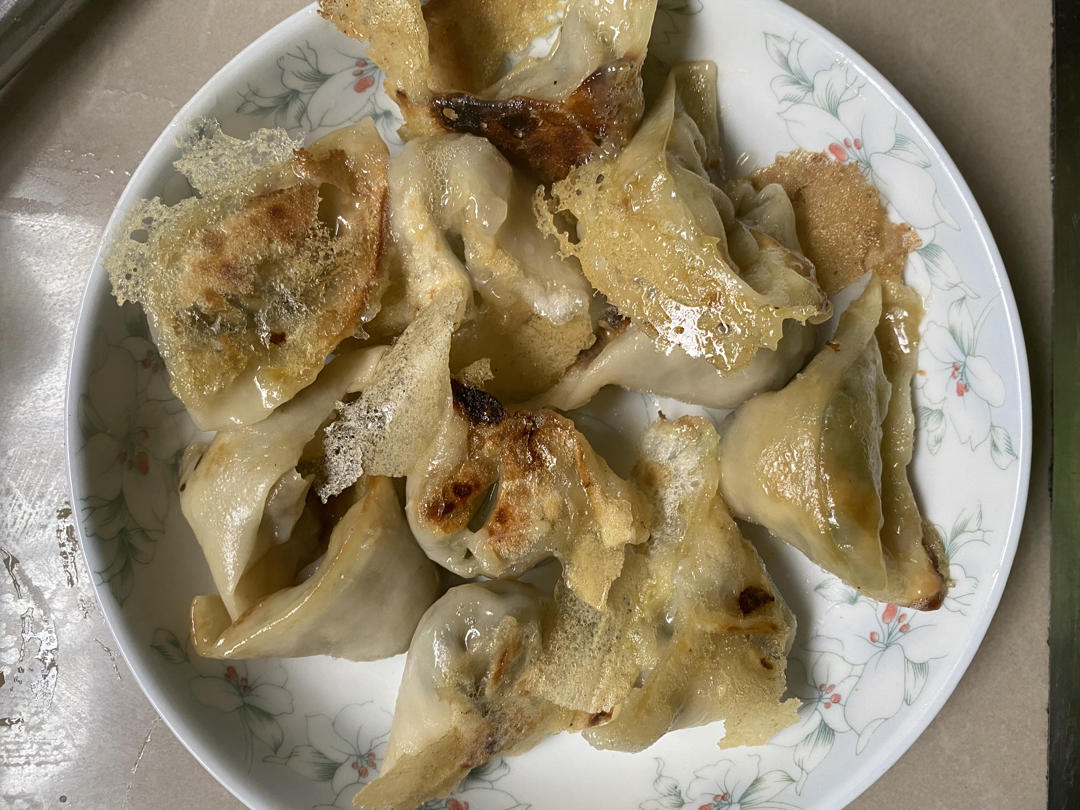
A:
63,1,1034,808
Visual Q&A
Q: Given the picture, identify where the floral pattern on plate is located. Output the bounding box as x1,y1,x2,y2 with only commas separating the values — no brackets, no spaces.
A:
77,306,192,604
237,39,402,144
763,31,1018,470
67,3,1028,809
151,628,294,768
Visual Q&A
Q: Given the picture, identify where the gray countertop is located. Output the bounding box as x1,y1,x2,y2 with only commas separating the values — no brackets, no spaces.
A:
0,1,1050,807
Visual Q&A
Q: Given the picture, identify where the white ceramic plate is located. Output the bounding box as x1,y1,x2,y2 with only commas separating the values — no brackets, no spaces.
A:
66,2,1032,809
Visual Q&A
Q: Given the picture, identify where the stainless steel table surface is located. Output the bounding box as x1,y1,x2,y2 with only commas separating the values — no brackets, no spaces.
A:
0,1,1051,807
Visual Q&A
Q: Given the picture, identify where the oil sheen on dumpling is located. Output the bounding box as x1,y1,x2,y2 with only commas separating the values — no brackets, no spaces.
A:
352,581,588,810
190,476,441,661
179,349,387,620
526,417,798,750
406,381,651,609
719,275,949,609
367,134,595,401
536,63,831,375
319,0,656,181
105,119,388,430
535,302,818,411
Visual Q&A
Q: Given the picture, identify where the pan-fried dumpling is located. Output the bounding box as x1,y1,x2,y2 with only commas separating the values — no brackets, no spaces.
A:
526,417,798,750
190,476,441,661
536,127,826,410
719,275,949,609
536,63,831,375
367,134,595,401
353,581,587,810
179,349,387,619
535,303,818,411
105,120,389,430
405,381,651,608
319,0,657,181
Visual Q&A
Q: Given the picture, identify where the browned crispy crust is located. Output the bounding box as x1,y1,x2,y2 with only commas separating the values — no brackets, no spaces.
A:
432,59,644,183
750,149,920,295
179,183,321,321
450,379,506,425
419,384,608,562
907,520,949,611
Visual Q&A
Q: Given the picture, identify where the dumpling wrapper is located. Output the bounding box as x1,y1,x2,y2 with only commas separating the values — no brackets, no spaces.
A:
319,0,657,181
525,417,798,750
367,134,595,401
536,121,826,411
750,149,921,296
719,275,949,609
105,120,389,430
536,63,831,376
534,299,818,413
190,476,441,661
406,381,652,609
319,288,461,499
353,581,589,810
179,348,386,620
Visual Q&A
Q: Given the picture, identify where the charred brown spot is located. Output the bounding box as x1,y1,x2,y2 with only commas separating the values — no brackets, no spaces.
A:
431,58,643,183
488,634,522,690
251,186,320,244
760,657,775,671
602,305,630,332
452,379,506,425
490,505,515,530
587,710,612,727
269,331,286,345
738,585,775,615
419,450,499,535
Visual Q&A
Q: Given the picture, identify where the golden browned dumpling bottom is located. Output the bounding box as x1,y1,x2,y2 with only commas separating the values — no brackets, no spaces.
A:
105,121,389,430
751,149,921,295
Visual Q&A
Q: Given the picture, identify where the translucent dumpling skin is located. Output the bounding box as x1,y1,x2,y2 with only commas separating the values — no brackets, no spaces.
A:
179,348,386,619
369,134,595,401
535,308,818,412
719,275,948,609
190,477,441,661
526,417,799,751
320,0,657,181
536,63,830,375
353,581,587,810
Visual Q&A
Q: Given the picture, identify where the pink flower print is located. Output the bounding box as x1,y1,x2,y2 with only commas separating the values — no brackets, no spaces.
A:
686,755,795,809
352,60,376,93
190,661,292,762
841,601,946,752
305,703,390,796
772,646,858,790
920,297,1006,450
769,35,958,234
81,343,189,531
